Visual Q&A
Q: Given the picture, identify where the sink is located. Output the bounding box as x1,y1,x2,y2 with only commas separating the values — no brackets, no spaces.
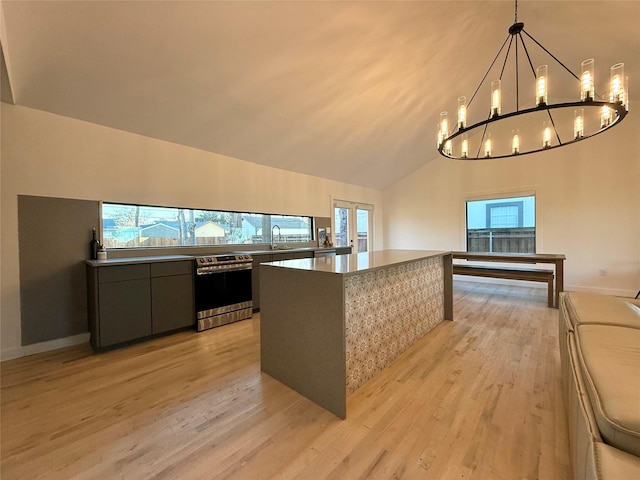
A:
271,245,293,250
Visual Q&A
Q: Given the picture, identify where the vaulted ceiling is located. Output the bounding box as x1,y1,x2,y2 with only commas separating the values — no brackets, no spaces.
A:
2,1,639,189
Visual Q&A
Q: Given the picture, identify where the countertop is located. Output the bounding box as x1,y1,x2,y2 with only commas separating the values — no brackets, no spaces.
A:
85,255,194,267
262,249,451,276
231,246,331,256
85,246,342,267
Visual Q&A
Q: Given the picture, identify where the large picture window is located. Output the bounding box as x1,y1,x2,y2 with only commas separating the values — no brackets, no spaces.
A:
102,203,313,249
466,195,535,253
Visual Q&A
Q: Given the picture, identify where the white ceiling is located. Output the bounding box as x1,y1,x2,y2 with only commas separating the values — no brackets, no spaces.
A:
2,1,639,189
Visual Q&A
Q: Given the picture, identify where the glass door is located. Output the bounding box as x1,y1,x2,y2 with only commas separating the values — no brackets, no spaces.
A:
333,200,373,253
356,207,371,252
334,205,350,248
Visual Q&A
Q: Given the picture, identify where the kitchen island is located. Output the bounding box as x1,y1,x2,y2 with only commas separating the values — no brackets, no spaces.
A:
260,249,453,418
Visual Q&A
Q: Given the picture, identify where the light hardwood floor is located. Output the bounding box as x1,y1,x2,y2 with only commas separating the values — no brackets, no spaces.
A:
1,281,571,479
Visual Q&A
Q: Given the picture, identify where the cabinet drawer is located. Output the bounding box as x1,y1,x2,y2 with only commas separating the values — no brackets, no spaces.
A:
150,260,193,277
253,254,274,264
99,264,150,283
273,253,295,261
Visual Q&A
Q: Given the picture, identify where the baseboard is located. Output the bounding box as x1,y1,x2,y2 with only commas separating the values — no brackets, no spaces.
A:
1,333,90,362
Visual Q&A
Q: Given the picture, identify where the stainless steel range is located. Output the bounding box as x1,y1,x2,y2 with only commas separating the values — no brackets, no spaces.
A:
194,254,253,331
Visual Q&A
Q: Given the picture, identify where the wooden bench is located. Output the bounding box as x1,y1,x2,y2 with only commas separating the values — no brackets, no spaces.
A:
453,264,555,307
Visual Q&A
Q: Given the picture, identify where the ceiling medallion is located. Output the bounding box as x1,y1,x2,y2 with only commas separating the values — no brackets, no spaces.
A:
437,0,628,160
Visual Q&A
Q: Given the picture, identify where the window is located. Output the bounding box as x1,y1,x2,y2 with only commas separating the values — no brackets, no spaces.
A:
486,202,523,228
466,195,535,253
102,203,313,249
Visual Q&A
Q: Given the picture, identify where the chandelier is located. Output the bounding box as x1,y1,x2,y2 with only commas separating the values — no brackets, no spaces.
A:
437,1,629,160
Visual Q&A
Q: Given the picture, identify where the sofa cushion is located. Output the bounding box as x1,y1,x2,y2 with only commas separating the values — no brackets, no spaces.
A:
576,324,640,456
594,442,640,479
564,292,640,332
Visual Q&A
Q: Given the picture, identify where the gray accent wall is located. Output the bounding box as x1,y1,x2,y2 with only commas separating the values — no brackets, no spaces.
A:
18,195,99,345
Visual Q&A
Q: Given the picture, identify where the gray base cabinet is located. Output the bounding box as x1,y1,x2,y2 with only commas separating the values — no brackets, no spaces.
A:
87,260,194,350
99,278,152,346
151,262,194,334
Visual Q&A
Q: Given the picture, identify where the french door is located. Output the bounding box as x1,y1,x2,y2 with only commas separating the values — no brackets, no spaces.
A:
333,200,373,253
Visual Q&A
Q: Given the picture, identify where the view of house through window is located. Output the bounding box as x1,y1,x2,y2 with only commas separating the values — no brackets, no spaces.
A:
466,195,535,253
102,203,313,248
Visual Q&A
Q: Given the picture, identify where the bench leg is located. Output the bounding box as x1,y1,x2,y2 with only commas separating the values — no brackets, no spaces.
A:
548,277,554,308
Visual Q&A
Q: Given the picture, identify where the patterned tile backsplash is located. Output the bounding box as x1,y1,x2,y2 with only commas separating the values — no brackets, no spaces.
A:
344,256,444,395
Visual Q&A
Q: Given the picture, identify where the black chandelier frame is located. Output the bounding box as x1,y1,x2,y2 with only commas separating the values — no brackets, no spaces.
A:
437,14,628,160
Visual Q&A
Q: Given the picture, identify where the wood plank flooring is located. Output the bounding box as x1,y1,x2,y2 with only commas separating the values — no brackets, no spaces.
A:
1,281,571,479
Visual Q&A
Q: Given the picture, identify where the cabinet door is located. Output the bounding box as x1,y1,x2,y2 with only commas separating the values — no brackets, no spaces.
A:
151,274,194,333
99,279,151,346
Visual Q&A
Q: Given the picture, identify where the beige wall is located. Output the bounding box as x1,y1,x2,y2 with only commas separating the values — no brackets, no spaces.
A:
383,101,640,297
1,104,384,358
3,100,639,358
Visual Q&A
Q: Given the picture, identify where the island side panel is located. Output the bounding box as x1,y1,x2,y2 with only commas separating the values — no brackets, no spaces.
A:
345,255,445,395
443,253,453,320
260,265,347,419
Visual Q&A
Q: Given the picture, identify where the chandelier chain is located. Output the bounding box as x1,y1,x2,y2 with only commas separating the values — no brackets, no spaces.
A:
514,0,518,24
515,34,519,110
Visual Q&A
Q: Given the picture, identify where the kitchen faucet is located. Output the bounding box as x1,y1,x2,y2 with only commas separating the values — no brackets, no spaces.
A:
271,225,281,249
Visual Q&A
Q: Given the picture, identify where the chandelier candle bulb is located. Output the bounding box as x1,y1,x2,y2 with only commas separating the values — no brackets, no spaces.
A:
536,65,548,106
484,134,492,158
461,135,469,158
440,111,449,138
444,139,452,156
574,109,584,139
600,105,612,128
512,129,520,154
457,96,467,129
610,63,624,103
581,59,594,101
624,75,629,111
491,80,501,117
543,122,552,148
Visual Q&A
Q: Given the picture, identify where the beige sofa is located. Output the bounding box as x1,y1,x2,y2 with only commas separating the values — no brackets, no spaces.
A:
559,292,640,479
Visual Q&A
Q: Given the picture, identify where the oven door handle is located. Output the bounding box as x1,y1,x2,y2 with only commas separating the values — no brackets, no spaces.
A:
196,264,253,275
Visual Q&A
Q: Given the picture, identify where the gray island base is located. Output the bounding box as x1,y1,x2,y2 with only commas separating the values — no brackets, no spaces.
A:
260,249,453,419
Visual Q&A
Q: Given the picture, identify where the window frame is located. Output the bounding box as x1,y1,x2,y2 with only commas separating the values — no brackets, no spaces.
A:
101,202,315,250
